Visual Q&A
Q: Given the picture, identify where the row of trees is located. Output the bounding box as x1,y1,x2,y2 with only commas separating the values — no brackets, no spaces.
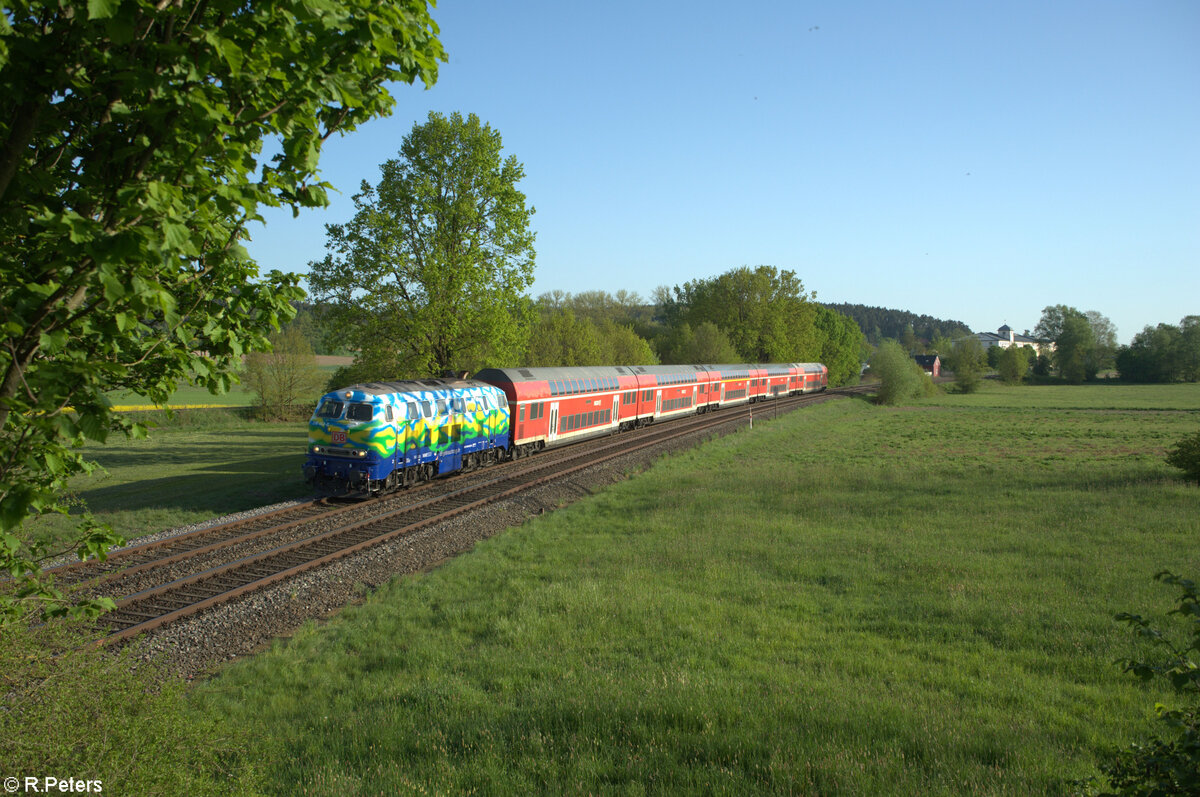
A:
1116,317,1200,383
1028,306,1198,384
825,303,971,349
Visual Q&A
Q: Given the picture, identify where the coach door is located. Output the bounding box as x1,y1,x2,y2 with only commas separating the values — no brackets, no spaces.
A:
612,395,619,428
548,402,559,443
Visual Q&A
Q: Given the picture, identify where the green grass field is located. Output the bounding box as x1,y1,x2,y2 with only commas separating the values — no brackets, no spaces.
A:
26,412,313,550
103,358,346,409
187,382,1200,795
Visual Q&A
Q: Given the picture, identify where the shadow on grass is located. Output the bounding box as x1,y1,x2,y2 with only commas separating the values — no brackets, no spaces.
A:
74,453,310,514
88,432,309,469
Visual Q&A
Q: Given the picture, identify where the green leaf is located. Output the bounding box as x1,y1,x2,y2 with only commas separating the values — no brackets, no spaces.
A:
88,0,120,20
162,221,192,252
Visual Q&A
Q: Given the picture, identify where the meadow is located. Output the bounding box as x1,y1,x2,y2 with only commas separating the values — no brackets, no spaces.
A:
27,410,312,550
187,382,1200,795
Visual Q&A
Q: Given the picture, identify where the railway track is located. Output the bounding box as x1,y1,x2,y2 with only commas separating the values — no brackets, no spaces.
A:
63,386,862,646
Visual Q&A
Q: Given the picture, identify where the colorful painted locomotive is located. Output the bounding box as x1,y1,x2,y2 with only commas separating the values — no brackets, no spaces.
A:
303,378,511,493
305,363,825,493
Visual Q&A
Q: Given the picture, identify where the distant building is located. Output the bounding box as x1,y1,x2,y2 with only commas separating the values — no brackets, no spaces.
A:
974,325,1052,355
913,354,940,377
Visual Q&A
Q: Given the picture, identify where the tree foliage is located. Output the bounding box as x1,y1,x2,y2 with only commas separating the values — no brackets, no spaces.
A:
1,0,444,622
1165,431,1200,486
653,267,863,384
1116,317,1200,384
997,345,1032,385
657,321,740,365
1035,305,1116,382
661,266,819,363
868,340,932,405
824,303,971,348
944,336,986,393
1094,572,1200,795
309,111,535,381
242,326,327,419
525,299,658,367
812,304,867,387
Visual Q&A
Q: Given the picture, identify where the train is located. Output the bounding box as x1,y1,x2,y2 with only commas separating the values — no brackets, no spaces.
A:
303,362,828,493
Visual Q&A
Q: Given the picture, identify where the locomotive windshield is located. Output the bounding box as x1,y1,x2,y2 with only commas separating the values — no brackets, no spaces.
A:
346,402,375,422
316,399,343,419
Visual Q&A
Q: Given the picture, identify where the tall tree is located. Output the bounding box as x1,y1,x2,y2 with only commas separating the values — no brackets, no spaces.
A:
1035,304,1109,382
309,112,536,379
663,266,818,362
242,326,327,419
0,0,445,622
1056,313,1095,383
945,336,986,393
1085,310,1118,376
812,304,867,387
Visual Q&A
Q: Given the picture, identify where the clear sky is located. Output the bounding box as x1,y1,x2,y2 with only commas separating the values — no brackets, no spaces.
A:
244,0,1199,344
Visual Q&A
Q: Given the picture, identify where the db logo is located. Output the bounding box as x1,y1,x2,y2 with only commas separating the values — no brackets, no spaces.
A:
331,430,346,445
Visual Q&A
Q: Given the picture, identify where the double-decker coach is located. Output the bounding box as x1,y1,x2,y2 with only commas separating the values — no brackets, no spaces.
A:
473,362,827,458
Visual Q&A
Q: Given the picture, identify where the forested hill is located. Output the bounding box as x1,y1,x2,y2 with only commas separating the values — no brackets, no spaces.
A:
823,303,973,345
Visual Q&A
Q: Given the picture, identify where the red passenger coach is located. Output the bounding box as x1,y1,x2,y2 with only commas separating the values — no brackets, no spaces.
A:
474,366,632,456
474,362,828,458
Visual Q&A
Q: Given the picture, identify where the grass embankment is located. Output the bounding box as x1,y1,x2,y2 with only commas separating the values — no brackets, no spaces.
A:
28,410,312,550
192,383,1200,795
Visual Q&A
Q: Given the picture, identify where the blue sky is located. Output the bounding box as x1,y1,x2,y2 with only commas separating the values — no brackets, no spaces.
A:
244,0,1199,344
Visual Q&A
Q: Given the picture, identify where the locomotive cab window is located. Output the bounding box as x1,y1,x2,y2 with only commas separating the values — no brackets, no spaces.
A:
316,399,344,419
346,402,374,422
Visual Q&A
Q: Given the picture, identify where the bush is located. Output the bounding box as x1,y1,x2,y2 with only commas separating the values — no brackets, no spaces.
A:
945,337,986,393
1166,431,1200,485
1089,572,1200,795
868,340,930,405
998,345,1032,385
